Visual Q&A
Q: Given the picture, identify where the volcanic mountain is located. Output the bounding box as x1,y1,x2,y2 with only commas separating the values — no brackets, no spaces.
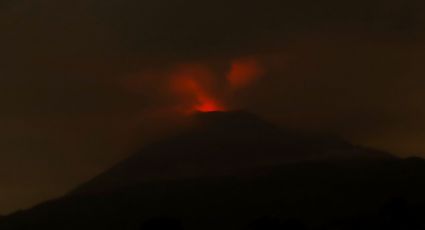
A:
72,111,392,195
1,111,424,230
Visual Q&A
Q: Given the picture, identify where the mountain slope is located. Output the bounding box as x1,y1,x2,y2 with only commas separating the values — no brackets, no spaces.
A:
1,111,420,230
72,111,392,195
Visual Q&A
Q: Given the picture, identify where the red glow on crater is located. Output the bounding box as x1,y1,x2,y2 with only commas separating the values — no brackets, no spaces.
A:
167,58,264,114
170,65,225,113
194,98,224,112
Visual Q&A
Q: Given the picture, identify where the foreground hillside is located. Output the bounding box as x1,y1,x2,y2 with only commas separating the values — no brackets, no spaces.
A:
1,157,424,230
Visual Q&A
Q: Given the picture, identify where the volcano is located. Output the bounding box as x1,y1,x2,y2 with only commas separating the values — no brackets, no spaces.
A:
1,111,424,230
71,111,392,195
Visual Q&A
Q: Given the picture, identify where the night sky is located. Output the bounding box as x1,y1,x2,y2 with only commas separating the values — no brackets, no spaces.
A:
1,0,425,214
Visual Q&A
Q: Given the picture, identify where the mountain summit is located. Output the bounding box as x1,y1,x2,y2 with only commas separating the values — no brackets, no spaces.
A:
1,111,423,230
72,111,391,195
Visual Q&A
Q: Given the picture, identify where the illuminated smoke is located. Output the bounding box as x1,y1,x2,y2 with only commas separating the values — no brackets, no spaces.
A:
227,58,263,89
170,64,225,113
135,57,266,115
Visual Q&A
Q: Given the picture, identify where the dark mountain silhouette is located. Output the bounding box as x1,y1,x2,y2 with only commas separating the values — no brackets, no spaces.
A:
0,111,424,230
140,217,184,230
72,111,393,195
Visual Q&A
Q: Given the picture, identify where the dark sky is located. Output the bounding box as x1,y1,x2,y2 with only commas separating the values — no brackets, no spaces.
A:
1,0,425,214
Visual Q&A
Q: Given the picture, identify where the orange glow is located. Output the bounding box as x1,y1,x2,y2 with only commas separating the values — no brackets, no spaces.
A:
170,64,225,113
227,58,263,89
165,58,264,114
194,97,224,112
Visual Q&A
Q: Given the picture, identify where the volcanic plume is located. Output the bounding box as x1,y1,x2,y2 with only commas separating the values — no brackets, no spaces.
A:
227,58,264,89
170,64,226,113
167,58,264,114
